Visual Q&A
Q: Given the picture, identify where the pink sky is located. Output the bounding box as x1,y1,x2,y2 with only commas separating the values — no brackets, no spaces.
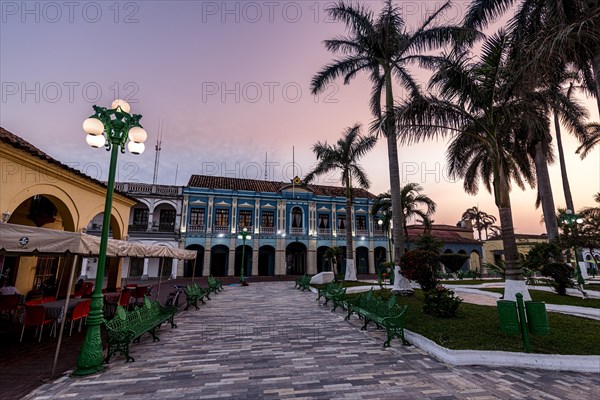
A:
1,1,598,234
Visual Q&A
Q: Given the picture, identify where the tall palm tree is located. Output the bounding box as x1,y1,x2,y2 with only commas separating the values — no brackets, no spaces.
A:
463,0,600,114
311,0,475,292
397,31,539,300
577,122,600,157
372,185,437,239
304,124,376,281
461,206,497,241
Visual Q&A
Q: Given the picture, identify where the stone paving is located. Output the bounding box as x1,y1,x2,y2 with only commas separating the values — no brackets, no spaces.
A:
23,282,600,400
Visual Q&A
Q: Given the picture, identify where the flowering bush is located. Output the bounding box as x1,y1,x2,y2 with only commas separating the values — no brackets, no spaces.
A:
400,249,440,291
422,285,462,317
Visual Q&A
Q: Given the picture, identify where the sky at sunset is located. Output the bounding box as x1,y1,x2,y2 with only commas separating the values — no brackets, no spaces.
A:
1,0,599,235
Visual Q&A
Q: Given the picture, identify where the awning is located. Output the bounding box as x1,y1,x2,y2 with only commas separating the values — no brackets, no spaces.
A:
0,223,196,260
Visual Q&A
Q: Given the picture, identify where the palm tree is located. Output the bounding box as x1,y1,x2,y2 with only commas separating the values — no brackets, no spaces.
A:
463,0,600,115
396,31,539,300
577,122,600,157
324,246,344,280
311,0,474,293
372,185,437,239
304,124,376,281
461,206,497,241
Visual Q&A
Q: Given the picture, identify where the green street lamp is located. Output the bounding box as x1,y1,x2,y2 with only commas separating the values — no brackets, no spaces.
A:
237,227,251,286
560,209,585,285
74,99,147,376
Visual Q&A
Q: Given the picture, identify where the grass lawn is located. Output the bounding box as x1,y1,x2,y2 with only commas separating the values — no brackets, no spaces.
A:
439,279,501,286
311,281,380,290
479,288,600,309
344,290,600,355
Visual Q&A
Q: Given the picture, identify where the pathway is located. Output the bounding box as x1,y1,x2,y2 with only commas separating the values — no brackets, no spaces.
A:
23,282,600,399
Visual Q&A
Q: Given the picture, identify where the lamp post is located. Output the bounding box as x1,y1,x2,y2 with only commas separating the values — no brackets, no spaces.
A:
237,227,251,286
560,209,585,285
74,99,147,376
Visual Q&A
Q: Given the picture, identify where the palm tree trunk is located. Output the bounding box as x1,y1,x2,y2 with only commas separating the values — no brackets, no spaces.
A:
594,51,600,115
496,168,531,301
384,69,412,294
344,176,356,281
554,111,575,211
534,141,560,241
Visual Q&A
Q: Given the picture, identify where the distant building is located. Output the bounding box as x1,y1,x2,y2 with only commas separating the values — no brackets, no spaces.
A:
85,182,183,280
405,224,483,272
483,233,549,267
181,175,388,277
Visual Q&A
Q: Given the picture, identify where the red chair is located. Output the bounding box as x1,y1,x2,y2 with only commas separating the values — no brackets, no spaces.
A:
133,286,148,306
118,290,131,310
25,298,43,306
41,296,56,304
20,305,55,342
0,294,20,321
82,282,94,298
67,299,91,335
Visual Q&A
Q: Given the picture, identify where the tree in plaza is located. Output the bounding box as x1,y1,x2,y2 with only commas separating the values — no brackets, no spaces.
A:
324,246,345,281
371,185,437,240
463,0,600,115
304,124,376,281
461,206,497,241
311,0,476,293
396,31,540,300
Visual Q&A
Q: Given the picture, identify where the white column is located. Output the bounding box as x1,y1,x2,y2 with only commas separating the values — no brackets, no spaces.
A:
141,258,150,280
79,258,89,280
170,258,178,279
207,196,214,233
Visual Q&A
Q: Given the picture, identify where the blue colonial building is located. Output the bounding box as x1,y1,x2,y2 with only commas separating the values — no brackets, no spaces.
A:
180,175,390,277
179,175,484,278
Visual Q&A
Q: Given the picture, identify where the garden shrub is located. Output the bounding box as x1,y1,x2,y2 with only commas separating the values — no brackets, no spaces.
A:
423,285,463,317
541,262,575,295
400,249,439,291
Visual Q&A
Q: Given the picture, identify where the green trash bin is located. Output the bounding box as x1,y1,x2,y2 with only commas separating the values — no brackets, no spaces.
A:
525,301,549,336
497,300,520,335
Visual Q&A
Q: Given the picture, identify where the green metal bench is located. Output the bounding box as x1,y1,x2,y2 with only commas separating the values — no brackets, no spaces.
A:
207,276,223,294
295,275,312,291
320,282,347,312
345,291,409,347
184,283,211,310
103,297,177,363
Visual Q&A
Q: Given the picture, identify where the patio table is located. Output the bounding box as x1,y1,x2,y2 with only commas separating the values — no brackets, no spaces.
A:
41,298,87,323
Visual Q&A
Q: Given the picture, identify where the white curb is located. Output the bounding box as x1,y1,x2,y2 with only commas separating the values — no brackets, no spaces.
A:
404,329,600,373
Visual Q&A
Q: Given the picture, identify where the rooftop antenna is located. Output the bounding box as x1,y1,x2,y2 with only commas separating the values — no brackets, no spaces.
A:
292,145,295,197
264,151,268,180
174,163,179,186
152,120,163,185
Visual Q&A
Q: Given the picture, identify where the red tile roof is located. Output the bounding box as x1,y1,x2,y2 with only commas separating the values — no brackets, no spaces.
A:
405,224,480,244
0,126,134,201
188,174,376,198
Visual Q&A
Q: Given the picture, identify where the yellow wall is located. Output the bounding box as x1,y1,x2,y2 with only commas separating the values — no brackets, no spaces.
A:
483,236,549,265
1,140,136,294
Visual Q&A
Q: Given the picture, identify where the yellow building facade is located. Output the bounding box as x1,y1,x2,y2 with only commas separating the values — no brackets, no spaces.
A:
483,234,549,266
0,127,136,295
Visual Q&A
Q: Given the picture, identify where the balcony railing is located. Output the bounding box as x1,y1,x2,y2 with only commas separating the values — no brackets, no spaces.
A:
337,229,346,236
260,226,275,235
114,182,182,196
356,229,369,236
317,228,331,236
158,222,175,232
213,225,229,234
290,227,305,235
188,225,205,233
128,223,148,232
373,228,386,237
